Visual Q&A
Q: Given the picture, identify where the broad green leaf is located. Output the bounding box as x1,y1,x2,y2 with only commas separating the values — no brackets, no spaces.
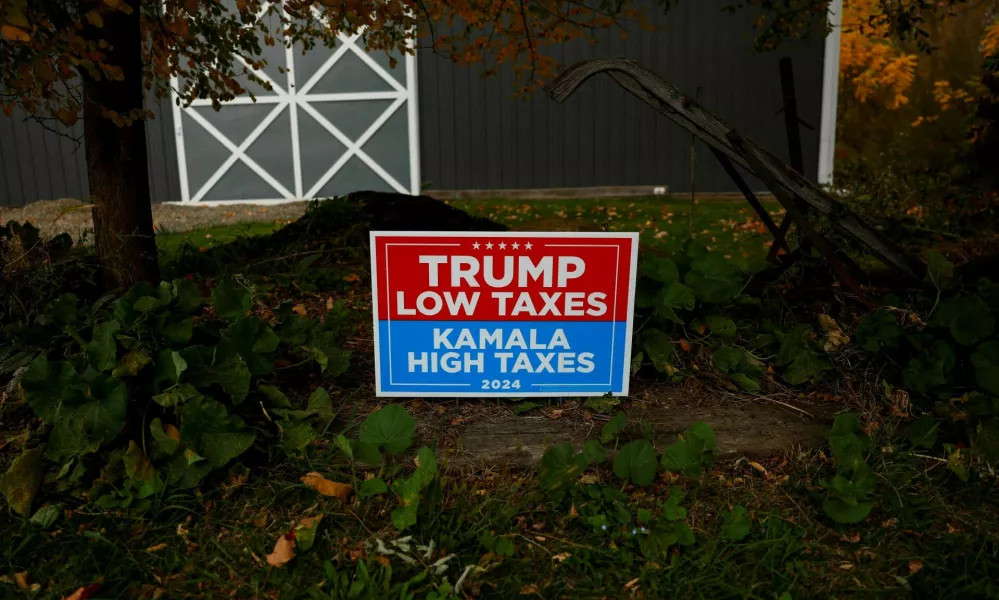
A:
258,384,291,408
971,341,999,396
294,515,323,552
584,396,620,414
828,413,867,465
903,339,955,393
582,439,607,463
171,278,203,313
925,250,954,291
784,351,833,386
220,318,279,376
514,401,540,414
706,314,737,340
932,296,995,346
662,424,715,480
663,486,687,520
775,325,813,367
822,497,872,524
359,404,415,454
643,329,676,373
124,440,164,499
152,383,201,408
30,504,62,529
334,434,353,459
305,333,351,376
856,309,904,353
150,418,181,456
655,282,695,323
51,294,79,325
114,282,158,327
722,505,752,541
684,254,743,304
152,349,188,390
161,317,194,346
164,452,213,490
1,446,45,516
414,447,438,488
688,421,717,451
601,412,628,444
729,372,761,393
307,387,335,431
353,441,383,466
538,444,591,497
181,346,251,404
712,346,743,373
906,414,938,450
391,476,422,531
630,351,644,376
20,356,82,422
211,278,252,320
45,375,128,462
643,256,680,285
359,477,388,498
612,439,658,487
179,397,255,468
279,419,318,454
111,349,152,378
88,320,121,372
133,296,166,314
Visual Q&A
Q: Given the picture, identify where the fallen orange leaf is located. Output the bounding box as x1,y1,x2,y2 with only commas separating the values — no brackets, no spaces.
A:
1,24,31,42
62,583,101,600
679,339,691,352
909,559,924,574
301,472,353,501
292,304,307,316
343,273,360,283
266,533,296,567
145,543,168,552
373,555,391,567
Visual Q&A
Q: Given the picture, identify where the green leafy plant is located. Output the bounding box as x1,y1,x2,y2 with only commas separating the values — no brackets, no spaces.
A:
3,276,352,514
662,422,717,479
820,413,876,524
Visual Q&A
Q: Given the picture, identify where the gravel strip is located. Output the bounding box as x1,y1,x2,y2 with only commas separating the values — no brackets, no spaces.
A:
0,198,310,242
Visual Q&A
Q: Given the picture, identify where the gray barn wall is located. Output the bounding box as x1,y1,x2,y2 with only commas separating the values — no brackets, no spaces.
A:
0,85,179,207
417,2,826,194
2,4,827,206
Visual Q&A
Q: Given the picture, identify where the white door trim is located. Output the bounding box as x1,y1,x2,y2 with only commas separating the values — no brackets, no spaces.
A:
818,0,843,187
169,2,420,205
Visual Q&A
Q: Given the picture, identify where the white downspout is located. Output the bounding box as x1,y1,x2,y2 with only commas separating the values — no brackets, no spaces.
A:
818,0,844,187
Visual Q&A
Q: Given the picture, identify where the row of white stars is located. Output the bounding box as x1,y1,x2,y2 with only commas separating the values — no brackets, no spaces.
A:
471,241,533,250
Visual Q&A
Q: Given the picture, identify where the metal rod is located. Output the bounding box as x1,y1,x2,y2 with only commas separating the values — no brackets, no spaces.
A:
710,147,790,257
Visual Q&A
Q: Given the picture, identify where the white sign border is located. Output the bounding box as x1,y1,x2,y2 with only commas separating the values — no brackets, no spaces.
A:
369,230,640,398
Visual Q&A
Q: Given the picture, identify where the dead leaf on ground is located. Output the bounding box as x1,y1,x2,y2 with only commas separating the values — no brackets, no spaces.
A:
909,559,924,574
748,461,767,475
520,584,540,595
373,555,391,567
301,472,353,501
624,577,641,589
145,543,168,553
62,583,101,600
839,562,855,571
266,533,296,567
552,552,572,562
14,572,28,590
840,533,861,544
292,304,307,316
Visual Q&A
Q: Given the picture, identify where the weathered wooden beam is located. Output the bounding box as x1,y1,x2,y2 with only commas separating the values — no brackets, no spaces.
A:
710,147,790,257
545,58,926,281
729,131,868,302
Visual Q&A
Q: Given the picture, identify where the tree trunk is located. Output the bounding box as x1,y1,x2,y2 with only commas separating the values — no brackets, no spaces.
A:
80,0,159,291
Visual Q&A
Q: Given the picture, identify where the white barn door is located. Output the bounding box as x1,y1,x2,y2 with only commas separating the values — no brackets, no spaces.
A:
171,2,419,204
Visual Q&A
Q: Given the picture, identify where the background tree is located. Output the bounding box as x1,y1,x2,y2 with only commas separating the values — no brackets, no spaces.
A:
0,0,651,290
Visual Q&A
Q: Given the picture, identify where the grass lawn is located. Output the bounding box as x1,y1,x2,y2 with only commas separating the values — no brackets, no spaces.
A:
448,196,785,271
156,221,288,258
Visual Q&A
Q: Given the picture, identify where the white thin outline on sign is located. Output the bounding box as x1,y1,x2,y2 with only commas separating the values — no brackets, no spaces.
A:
369,231,640,398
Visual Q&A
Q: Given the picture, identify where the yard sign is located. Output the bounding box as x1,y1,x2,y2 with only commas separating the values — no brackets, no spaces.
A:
370,231,639,397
